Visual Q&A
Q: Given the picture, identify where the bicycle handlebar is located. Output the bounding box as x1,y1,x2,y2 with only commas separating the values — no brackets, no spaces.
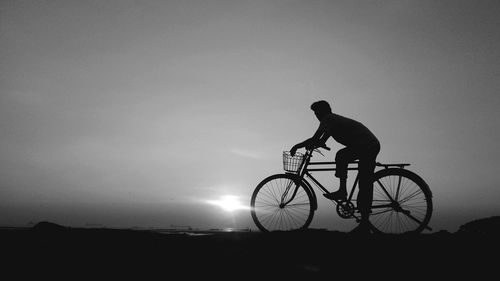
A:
307,144,330,151
320,145,331,151
305,144,330,155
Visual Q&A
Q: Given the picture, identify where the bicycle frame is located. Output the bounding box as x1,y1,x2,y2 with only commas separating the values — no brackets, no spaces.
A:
292,149,411,212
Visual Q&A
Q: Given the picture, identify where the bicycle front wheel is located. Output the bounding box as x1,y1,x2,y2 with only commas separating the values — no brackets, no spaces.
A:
251,174,315,232
370,168,433,234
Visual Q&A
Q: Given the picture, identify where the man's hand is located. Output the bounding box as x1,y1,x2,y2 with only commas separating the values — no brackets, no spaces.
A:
290,145,298,157
304,139,319,151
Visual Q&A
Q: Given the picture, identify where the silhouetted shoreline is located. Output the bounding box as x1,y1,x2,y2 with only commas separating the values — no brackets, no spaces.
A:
2,217,499,279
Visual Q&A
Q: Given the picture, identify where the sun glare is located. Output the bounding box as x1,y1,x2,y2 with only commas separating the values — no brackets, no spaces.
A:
207,195,249,212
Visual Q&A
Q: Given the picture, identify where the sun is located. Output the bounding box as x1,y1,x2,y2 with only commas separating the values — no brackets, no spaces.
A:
207,195,249,212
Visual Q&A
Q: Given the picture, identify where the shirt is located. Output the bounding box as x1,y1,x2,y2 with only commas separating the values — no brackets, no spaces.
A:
317,113,379,147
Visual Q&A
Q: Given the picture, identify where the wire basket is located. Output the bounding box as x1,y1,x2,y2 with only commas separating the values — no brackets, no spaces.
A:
283,151,305,173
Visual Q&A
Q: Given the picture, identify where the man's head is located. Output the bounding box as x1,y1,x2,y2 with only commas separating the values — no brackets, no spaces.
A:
310,100,332,121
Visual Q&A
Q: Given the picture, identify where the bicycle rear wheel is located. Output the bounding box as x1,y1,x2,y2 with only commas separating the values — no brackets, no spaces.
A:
251,174,315,232
369,168,433,234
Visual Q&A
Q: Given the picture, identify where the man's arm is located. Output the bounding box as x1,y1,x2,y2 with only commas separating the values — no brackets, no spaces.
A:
318,132,329,145
290,128,328,156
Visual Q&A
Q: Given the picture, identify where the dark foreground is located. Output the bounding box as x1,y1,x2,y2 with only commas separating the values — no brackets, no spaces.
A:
2,217,500,279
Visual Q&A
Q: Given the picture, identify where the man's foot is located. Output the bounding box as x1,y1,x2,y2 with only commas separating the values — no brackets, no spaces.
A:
323,190,347,201
349,221,372,235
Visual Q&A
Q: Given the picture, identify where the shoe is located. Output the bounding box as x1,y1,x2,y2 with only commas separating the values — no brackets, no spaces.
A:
349,221,372,236
323,190,347,201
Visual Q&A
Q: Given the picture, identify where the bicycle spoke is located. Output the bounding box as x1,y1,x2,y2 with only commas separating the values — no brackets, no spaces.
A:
398,189,424,205
375,179,396,202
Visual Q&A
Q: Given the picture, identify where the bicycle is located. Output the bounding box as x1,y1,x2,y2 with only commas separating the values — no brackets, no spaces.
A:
250,146,433,234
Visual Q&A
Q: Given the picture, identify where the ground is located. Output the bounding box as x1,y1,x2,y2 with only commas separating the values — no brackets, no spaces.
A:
2,218,499,279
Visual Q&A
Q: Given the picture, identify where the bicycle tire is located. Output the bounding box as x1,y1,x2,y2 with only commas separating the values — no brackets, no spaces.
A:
369,168,433,234
251,174,315,232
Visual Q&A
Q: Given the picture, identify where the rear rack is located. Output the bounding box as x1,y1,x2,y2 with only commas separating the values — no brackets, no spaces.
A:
306,161,410,172
376,162,411,169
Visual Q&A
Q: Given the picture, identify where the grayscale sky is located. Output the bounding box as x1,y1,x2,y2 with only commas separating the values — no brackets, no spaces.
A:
1,0,499,232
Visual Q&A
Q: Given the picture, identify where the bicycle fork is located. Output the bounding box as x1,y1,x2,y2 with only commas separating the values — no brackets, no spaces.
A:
279,181,300,208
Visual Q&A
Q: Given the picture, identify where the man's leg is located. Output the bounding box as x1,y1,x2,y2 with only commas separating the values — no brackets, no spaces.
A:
355,144,380,231
357,157,377,220
324,147,357,200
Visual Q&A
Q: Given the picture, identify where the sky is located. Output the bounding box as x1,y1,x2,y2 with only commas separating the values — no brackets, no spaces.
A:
1,0,499,232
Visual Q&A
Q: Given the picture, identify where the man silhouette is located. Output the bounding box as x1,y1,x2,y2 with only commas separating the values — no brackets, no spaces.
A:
290,100,380,233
